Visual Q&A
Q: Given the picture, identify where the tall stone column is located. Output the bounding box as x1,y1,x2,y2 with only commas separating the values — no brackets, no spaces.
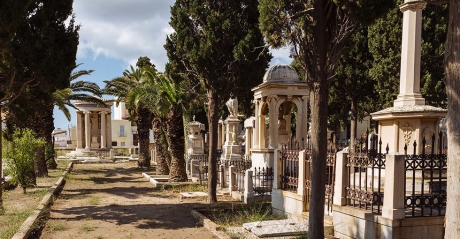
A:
301,96,309,140
84,111,90,149
106,111,112,149
394,0,426,107
296,107,302,141
268,96,278,149
100,111,106,149
76,111,83,149
253,100,260,148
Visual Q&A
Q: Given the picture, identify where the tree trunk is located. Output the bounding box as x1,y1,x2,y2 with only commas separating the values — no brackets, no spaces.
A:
444,1,460,238
166,107,187,182
44,101,56,169
308,1,328,238
137,107,151,168
350,99,358,151
207,89,219,203
0,112,3,213
152,117,169,175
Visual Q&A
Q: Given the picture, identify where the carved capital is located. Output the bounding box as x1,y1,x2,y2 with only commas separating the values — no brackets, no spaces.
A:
400,1,426,12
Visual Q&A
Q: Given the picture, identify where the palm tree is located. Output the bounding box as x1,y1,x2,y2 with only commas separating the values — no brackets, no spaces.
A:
104,66,152,168
51,68,105,168
128,69,188,182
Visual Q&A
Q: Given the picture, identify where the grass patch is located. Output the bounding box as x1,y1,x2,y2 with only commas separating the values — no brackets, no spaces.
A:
0,209,32,239
83,216,93,220
49,223,68,231
87,196,101,205
204,203,285,228
80,224,96,232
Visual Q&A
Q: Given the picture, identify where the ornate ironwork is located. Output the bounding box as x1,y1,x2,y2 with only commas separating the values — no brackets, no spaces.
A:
280,143,300,192
404,134,447,217
346,136,386,214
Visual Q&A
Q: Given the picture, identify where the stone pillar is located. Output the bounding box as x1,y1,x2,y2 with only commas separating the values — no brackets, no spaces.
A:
106,111,112,149
268,96,278,149
273,149,282,189
382,153,406,220
229,165,236,191
76,111,83,149
100,111,106,149
254,100,260,148
296,107,302,141
301,96,309,140
244,169,254,203
394,0,426,107
297,150,307,196
245,125,251,156
259,114,266,149
333,150,349,206
84,111,90,149
220,164,226,188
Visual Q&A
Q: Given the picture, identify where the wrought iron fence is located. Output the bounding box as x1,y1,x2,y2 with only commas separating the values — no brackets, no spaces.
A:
404,133,447,217
346,136,387,214
280,141,304,192
253,167,274,196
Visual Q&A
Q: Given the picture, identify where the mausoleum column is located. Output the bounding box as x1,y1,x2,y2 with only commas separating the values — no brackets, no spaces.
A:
84,111,90,149
301,96,309,139
296,107,302,141
268,96,278,149
394,0,426,106
100,111,106,149
76,111,82,149
253,100,260,148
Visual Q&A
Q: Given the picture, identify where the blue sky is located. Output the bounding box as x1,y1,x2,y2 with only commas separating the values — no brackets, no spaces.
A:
53,0,292,131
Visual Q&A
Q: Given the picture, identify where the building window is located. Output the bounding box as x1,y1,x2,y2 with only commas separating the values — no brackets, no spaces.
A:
112,141,117,146
120,125,125,137
98,114,101,129
120,141,125,146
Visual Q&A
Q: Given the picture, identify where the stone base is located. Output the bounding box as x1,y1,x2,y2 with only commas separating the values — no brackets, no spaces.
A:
271,188,306,218
333,205,444,239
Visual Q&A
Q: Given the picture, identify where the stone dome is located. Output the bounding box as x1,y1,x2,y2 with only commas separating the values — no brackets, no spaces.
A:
263,64,300,83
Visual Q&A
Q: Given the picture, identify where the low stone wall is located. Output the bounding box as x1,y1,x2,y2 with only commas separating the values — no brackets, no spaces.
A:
271,188,306,218
11,162,73,239
333,205,444,239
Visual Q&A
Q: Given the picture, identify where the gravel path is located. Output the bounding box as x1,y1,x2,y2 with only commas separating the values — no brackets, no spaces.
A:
40,162,218,239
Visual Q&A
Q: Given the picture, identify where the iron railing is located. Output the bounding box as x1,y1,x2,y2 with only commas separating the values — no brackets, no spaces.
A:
346,136,387,214
253,167,274,197
404,133,447,217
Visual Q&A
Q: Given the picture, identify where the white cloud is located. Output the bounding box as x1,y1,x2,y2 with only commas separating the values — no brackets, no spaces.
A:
73,0,175,71
72,0,292,72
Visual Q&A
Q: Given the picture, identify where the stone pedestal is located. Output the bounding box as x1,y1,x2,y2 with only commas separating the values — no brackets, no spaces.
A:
187,119,205,155
221,117,242,160
371,105,446,154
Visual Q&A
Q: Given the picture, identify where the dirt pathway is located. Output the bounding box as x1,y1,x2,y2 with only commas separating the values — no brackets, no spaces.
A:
40,162,218,239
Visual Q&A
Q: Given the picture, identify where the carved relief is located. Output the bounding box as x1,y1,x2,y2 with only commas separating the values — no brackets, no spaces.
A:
401,123,413,146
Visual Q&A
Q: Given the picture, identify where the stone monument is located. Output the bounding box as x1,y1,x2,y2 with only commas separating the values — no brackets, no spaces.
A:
371,0,446,154
221,97,243,161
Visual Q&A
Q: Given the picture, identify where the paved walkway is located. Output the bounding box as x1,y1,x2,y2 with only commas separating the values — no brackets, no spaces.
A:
40,162,218,239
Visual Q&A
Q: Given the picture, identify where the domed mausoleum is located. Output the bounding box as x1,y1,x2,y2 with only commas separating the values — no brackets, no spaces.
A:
247,64,309,168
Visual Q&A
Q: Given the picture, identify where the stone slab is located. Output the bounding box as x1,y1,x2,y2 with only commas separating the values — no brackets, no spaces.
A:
243,219,308,238
180,192,208,198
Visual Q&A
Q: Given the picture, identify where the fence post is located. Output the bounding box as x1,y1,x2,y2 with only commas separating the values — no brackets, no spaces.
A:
228,165,236,191
244,169,254,203
333,149,349,206
297,150,307,196
382,153,406,220
273,148,282,189
220,164,226,188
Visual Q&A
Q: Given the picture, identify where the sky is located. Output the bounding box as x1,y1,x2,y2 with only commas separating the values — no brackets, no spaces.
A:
53,0,292,131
